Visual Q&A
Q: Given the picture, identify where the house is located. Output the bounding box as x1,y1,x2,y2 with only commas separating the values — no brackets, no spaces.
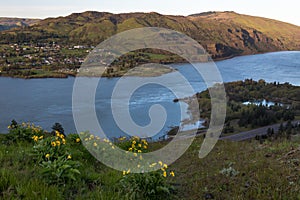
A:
74,45,85,49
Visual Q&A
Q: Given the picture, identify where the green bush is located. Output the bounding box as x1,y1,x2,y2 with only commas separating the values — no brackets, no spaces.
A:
118,137,175,200
119,171,173,200
32,131,67,163
6,120,44,143
31,131,81,185
40,156,81,185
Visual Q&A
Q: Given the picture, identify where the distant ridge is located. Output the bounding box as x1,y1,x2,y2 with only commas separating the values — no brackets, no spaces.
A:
0,17,40,31
0,11,299,59
188,11,233,17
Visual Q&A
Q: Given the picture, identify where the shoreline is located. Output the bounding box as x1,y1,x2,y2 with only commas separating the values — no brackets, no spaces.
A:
1,50,299,79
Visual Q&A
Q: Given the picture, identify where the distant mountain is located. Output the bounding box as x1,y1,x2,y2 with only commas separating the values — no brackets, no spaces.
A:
0,18,40,31
0,11,299,59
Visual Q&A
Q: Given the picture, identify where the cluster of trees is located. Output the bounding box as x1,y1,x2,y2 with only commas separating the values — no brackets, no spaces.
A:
223,122,235,134
0,29,65,44
224,79,299,103
194,80,299,133
2,69,37,77
278,121,300,138
255,121,300,142
237,104,294,128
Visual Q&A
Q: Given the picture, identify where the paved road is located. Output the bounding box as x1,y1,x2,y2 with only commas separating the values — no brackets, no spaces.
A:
220,120,300,141
169,120,300,142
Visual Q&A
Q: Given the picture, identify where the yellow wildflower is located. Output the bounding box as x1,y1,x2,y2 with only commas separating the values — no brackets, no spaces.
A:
38,135,44,140
132,140,136,145
51,141,56,147
150,163,157,167
163,164,168,169
158,161,163,166
123,170,126,176
133,153,137,157
138,143,142,148
111,145,115,149
93,142,97,147
62,139,66,145
32,135,38,142
128,147,133,151
127,169,131,174
138,150,142,153
55,131,60,137
170,171,175,177
45,154,50,159
7,125,11,129
56,140,61,146
142,140,148,145
67,155,72,159
34,128,40,133
137,164,141,168
163,171,167,177
103,138,109,143
143,145,147,149
76,138,80,143
133,136,140,140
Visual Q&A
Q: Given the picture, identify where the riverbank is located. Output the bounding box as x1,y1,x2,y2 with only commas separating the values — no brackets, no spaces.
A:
1,50,298,79
181,80,300,138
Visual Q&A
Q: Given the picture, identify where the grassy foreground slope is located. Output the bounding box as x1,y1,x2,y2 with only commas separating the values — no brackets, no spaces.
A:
1,131,300,199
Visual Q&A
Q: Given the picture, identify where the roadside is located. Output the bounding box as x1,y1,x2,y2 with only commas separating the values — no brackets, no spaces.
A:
170,120,300,142
220,120,300,141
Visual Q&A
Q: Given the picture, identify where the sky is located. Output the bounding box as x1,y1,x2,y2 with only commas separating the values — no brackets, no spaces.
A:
1,0,299,26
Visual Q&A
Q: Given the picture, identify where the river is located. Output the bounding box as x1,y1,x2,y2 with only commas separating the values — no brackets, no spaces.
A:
0,51,299,138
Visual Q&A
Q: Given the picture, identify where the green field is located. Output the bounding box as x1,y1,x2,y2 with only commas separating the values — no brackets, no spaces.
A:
1,123,300,199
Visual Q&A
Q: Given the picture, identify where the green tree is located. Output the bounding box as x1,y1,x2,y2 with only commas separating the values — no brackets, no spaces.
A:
52,122,65,135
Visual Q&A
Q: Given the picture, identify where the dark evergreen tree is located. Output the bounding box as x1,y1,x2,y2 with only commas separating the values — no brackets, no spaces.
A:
52,122,65,135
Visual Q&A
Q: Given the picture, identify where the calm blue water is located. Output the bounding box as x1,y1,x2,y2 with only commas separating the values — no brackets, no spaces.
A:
0,51,299,137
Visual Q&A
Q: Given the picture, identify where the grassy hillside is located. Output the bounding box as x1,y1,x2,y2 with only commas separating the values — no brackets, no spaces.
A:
1,125,300,199
0,11,299,59
0,18,39,31
189,11,300,56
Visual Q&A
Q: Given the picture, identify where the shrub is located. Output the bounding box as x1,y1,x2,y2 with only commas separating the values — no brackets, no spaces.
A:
31,131,81,185
7,120,43,143
51,122,65,136
67,133,81,144
120,171,173,200
118,137,175,199
220,166,239,177
40,156,81,185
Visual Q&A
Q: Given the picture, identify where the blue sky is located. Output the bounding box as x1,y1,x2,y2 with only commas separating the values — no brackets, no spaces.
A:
1,0,299,26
